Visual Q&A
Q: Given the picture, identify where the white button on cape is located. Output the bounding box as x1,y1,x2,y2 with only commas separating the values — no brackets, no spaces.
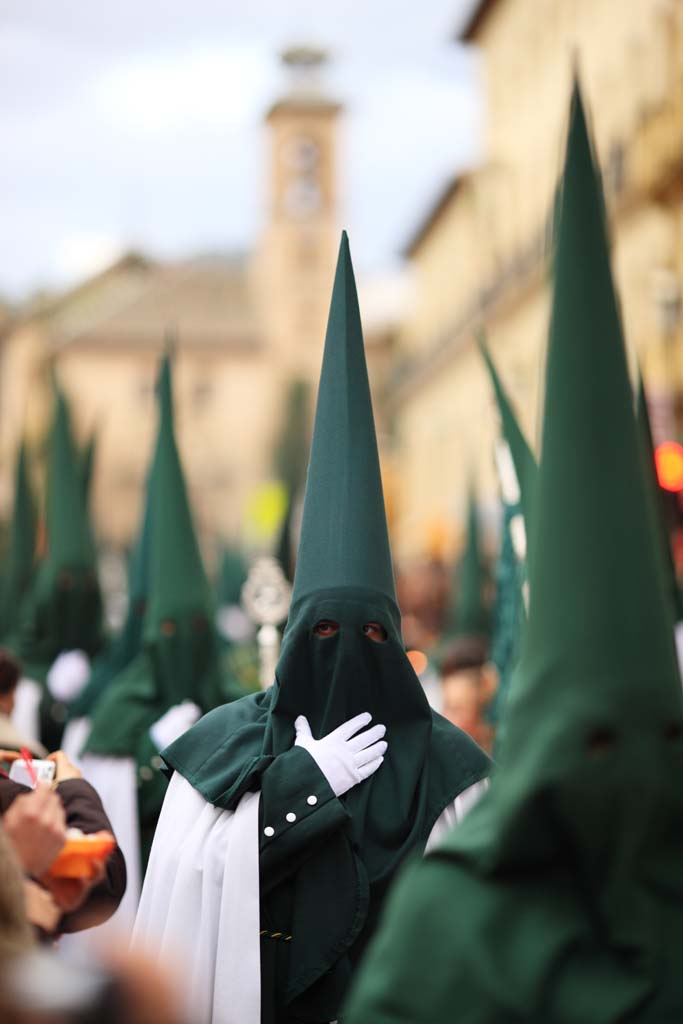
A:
307,795,318,806
263,826,275,837
286,812,296,823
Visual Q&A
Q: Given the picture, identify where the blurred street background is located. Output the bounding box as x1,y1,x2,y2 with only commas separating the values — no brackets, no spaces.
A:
2,0,683,648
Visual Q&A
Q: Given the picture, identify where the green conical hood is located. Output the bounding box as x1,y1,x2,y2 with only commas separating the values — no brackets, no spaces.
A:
478,335,537,533
445,489,489,639
216,545,247,607
636,372,681,622
291,232,396,606
512,87,681,733
487,500,524,732
44,384,97,574
79,431,97,508
275,491,295,582
68,456,155,720
344,83,683,1024
145,353,212,636
0,443,37,638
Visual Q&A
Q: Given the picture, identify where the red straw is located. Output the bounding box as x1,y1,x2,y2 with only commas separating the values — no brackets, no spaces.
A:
20,747,39,788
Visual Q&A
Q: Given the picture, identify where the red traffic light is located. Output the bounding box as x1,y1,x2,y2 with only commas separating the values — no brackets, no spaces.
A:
655,441,683,492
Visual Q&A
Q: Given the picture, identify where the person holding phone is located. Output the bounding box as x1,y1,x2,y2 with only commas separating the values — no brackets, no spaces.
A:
0,749,126,936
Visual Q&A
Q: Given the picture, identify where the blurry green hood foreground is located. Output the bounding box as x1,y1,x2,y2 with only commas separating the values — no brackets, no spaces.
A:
85,353,226,758
345,84,683,1024
17,385,103,679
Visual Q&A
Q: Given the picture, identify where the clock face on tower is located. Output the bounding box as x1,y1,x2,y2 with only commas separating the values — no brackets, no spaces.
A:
281,134,323,218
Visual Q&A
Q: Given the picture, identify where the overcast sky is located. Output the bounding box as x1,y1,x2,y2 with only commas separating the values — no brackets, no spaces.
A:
2,0,482,300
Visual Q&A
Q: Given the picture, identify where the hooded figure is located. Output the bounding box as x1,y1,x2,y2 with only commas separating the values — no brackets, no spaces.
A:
80,353,227,925
60,439,156,764
344,84,683,1024
14,383,103,751
133,234,490,1024
478,334,537,540
0,443,38,643
442,489,490,644
479,338,538,736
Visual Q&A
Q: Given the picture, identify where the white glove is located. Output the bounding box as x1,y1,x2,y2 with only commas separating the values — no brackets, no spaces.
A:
150,701,201,751
294,711,387,798
46,650,91,702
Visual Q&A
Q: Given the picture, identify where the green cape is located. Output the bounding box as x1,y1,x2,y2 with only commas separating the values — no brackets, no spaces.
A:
166,233,490,1011
345,83,683,1024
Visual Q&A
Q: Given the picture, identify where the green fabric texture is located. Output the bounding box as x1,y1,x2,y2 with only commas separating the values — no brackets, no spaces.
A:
16,384,103,678
216,545,247,607
291,232,396,606
487,500,524,732
345,84,683,1024
68,458,155,721
79,431,97,508
85,352,226,758
636,372,682,623
443,489,489,641
165,233,490,1018
0,443,37,641
274,490,295,582
478,334,537,535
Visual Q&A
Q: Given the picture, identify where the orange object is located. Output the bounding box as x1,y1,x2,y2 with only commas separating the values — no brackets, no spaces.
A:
655,441,683,492
407,649,428,676
47,831,116,879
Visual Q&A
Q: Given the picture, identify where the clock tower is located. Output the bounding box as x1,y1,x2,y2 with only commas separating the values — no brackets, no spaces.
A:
259,47,341,379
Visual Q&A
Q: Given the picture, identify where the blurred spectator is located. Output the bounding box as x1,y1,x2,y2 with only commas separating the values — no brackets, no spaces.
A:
0,750,126,937
0,825,34,959
0,650,47,757
0,946,189,1024
440,636,497,752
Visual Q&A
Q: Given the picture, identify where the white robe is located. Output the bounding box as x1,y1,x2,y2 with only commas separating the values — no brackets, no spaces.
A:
133,774,487,1024
133,773,261,1024
76,754,141,937
10,677,42,747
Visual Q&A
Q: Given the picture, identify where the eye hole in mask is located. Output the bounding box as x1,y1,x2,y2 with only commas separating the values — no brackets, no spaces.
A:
586,726,618,756
312,619,339,639
362,622,388,644
59,571,74,590
161,619,176,637
192,614,208,633
663,722,683,742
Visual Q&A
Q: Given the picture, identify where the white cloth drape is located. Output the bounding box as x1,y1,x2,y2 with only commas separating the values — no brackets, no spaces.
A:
132,774,486,1023
78,754,141,934
10,677,42,747
133,773,261,1024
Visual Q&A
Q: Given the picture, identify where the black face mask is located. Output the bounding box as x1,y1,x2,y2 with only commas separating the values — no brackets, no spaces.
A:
270,586,434,882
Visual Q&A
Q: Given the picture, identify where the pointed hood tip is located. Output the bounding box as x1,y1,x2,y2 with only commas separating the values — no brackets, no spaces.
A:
291,228,397,608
